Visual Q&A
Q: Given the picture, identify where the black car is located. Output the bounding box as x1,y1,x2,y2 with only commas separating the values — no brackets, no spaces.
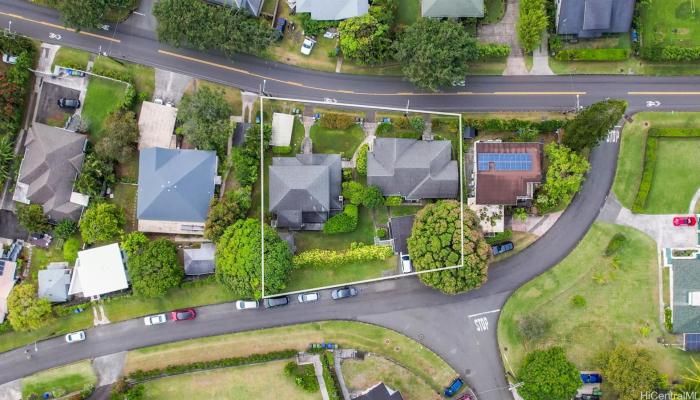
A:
491,241,514,256
57,98,81,109
263,296,289,308
331,286,357,300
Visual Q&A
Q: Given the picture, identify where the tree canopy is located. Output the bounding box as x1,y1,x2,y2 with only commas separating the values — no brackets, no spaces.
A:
215,219,292,298
17,204,50,233
58,0,133,30
176,86,232,157
95,110,139,163
338,13,393,65
7,283,52,331
394,18,478,91
204,187,252,243
80,202,125,244
535,143,590,211
517,347,581,400
407,200,491,294
563,99,627,152
74,153,116,198
600,345,663,400
127,238,183,297
517,0,548,54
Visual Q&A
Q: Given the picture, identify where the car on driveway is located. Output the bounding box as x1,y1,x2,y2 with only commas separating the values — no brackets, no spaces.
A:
673,216,696,227
400,253,412,273
263,296,289,308
170,308,196,321
57,98,81,109
444,377,464,397
491,241,514,256
300,37,315,55
298,292,319,303
65,331,86,343
331,286,357,300
235,300,259,310
143,314,168,326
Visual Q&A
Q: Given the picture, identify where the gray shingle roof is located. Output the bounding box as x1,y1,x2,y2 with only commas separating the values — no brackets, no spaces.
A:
296,0,369,20
183,243,216,275
367,138,458,200
205,0,263,16
669,253,700,333
137,148,217,223
356,383,404,400
38,263,71,303
17,124,87,222
422,0,484,18
269,154,342,230
556,0,635,38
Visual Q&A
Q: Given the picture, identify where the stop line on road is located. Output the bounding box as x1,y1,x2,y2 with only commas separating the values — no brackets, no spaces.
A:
468,309,500,333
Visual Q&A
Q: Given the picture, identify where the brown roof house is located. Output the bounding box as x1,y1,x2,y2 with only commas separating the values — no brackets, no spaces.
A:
13,124,88,222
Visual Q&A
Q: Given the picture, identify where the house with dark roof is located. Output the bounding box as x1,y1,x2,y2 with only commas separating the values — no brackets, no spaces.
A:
13,124,88,222
183,243,216,276
474,141,543,206
38,262,71,303
269,154,342,231
555,0,635,38
137,148,218,235
422,0,484,18
665,250,700,335
355,382,404,400
205,0,263,17
367,138,458,200
296,0,369,20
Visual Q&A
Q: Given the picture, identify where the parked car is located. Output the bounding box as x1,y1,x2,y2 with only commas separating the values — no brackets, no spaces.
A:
235,300,259,310
444,377,464,397
263,296,289,308
491,241,514,256
400,253,412,273
57,98,81,109
274,18,287,39
2,54,18,64
297,292,319,303
331,286,357,300
457,393,474,400
580,372,603,384
143,314,168,326
170,308,196,321
300,37,315,55
673,216,696,227
65,331,86,343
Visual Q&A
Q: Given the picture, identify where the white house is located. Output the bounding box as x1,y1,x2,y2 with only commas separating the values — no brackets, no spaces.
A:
68,243,128,299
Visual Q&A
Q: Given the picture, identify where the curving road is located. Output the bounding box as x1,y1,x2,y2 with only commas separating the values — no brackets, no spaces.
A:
0,1,694,399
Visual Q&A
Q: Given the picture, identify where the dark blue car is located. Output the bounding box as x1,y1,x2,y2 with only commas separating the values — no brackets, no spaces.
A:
491,241,514,256
274,18,287,40
444,377,464,397
580,373,603,384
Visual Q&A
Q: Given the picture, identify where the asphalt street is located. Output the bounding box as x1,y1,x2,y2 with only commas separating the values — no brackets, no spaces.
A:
0,1,688,399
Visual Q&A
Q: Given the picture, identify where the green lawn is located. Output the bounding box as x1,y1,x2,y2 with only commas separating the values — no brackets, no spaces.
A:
644,138,700,213
497,223,693,379
295,207,374,252
285,256,397,292
467,59,508,75
374,206,389,226
389,205,423,218
612,112,700,212
29,240,67,283
397,0,420,25
110,183,137,232
310,124,365,158
142,361,317,400
82,78,128,142
22,360,97,398
290,119,305,154
640,0,700,48
343,354,439,400
491,231,539,263
549,56,700,75
93,55,155,97
51,47,90,71
483,0,505,24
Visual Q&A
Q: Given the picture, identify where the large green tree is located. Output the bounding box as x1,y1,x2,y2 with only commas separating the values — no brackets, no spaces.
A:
517,0,548,54
338,13,393,65
215,219,292,298
74,153,116,198
7,283,52,331
535,143,590,211
563,99,627,152
204,187,252,243
394,18,478,91
80,202,125,244
176,86,232,156
17,204,50,232
600,345,663,400
517,347,581,400
407,200,491,294
127,238,183,297
58,0,133,30
95,110,139,163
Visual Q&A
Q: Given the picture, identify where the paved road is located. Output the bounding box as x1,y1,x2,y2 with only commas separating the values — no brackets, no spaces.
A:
0,2,683,399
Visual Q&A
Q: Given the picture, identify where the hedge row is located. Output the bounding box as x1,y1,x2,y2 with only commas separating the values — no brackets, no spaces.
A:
127,349,298,382
384,196,402,206
631,137,657,213
641,45,700,62
293,242,393,268
554,48,630,61
462,118,566,133
323,204,359,234
476,43,511,59
320,113,356,130
356,144,369,175
648,128,700,138
272,145,293,155
91,65,134,84
321,352,342,400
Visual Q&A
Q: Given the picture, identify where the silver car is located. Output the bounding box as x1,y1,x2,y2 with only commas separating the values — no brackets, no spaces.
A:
65,331,86,343
235,300,259,310
297,292,319,303
143,314,168,326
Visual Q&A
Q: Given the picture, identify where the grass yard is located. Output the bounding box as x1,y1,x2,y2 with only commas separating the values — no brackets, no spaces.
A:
343,354,441,400
309,124,365,158
29,240,67,283
123,320,456,391
491,231,539,263
640,0,700,48
110,183,137,232
116,154,138,182
285,256,398,292
0,308,94,354
51,47,90,71
93,56,155,96
295,207,374,252
22,360,97,398
375,206,389,226
549,56,700,75
663,266,670,306
397,0,420,26
644,138,700,213
483,0,506,24
82,78,128,141
497,223,693,380
389,205,423,218
141,360,317,400
468,59,507,75
612,112,700,212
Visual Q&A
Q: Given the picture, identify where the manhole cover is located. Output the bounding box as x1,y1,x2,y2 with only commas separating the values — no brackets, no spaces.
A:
417,334,425,341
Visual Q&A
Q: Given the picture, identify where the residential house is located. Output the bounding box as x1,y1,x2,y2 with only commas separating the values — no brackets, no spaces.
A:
205,0,263,17
664,249,700,351
555,0,635,38
271,113,295,148
138,101,177,150
68,243,128,299
355,382,404,400
13,123,88,222
183,243,216,276
269,154,342,230
137,148,219,235
38,262,71,303
0,260,17,323
422,0,484,18
295,0,369,20
474,141,543,206
367,138,459,200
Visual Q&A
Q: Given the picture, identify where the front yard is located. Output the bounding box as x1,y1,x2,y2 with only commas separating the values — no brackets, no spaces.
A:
93,55,155,97
82,78,128,142
22,360,96,399
343,354,441,400
285,256,397,291
294,207,374,252
309,124,365,158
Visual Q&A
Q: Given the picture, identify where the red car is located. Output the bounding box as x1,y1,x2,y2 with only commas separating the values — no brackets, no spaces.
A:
170,308,196,321
673,216,697,227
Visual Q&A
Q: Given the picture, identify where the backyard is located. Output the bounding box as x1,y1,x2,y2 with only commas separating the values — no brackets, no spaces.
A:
497,223,693,380
110,183,137,232
309,124,365,158
343,354,441,400
640,0,700,49
81,78,128,141
22,360,96,398
294,207,374,252
612,112,700,213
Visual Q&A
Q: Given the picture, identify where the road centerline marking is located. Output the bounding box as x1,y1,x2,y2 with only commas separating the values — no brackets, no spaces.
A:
628,91,700,95
0,11,120,42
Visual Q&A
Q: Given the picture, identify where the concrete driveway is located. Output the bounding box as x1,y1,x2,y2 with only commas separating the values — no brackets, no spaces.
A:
35,82,80,126
154,69,192,105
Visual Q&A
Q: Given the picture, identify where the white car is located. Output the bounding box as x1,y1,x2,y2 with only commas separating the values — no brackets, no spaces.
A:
235,300,259,310
300,37,315,55
2,54,18,64
400,253,412,273
65,331,86,343
297,292,319,303
143,314,168,326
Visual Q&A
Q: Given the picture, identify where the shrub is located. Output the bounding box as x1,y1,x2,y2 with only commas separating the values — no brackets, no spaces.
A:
376,122,393,135
293,242,393,268
384,196,402,206
485,229,513,245
342,168,353,181
284,362,319,393
54,219,78,241
463,118,566,133
342,181,365,205
604,233,627,256
272,146,292,155
356,144,369,176
664,306,673,332
554,48,630,61
375,227,387,239
54,302,91,317
476,43,511,59
632,138,657,213
648,128,700,138
63,238,81,264
323,205,359,234
320,113,355,130
641,44,700,62
571,295,587,308
298,13,338,36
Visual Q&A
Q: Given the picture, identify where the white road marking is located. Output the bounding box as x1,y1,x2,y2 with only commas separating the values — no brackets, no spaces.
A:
646,100,661,107
467,309,500,318
133,11,146,16
474,317,489,332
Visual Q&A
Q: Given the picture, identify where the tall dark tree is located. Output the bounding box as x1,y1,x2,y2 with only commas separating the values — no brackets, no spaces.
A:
58,0,133,30
127,238,183,297
563,99,627,152
17,204,50,233
96,110,139,163
176,86,232,156
338,14,393,65
74,153,116,198
204,187,252,243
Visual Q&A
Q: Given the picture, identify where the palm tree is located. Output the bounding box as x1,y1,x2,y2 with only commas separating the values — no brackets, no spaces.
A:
0,136,14,181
